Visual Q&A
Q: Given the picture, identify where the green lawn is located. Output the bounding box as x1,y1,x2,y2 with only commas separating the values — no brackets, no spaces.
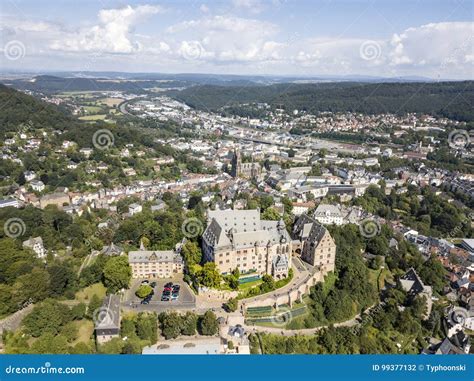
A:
239,279,262,290
75,283,106,303
79,114,107,121
83,106,104,114
72,320,94,345
368,268,393,291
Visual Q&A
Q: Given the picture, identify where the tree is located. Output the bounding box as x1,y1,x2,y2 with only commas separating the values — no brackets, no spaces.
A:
71,303,86,320
181,240,202,267
48,263,76,296
160,311,182,340
23,299,72,337
30,332,69,354
224,298,238,312
121,318,137,338
136,285,153,299
181,312,198,336
199,310,218,336
103,256,131,293
14,268,51,304
136,313,157,342
260,274,275,293
418,258,446,294
197,263,221,288
87,294,102,319
262,207,281,221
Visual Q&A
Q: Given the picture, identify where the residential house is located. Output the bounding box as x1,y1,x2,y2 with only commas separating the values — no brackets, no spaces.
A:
95,294,121,345
22,236,46,259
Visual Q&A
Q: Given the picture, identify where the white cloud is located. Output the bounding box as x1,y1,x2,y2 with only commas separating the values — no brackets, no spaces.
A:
232,0,265,14
166,15,281,63
389,22,473,69
1,4,472,80
49,5,163,53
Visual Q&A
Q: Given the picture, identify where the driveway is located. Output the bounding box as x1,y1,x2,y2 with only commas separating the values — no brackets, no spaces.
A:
123,275,196,312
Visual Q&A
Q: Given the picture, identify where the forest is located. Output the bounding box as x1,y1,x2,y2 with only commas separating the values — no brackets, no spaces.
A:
173,81,474,122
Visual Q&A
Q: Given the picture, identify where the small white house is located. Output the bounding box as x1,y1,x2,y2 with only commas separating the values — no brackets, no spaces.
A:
128,203,142,216
30,180,45,192
23,237,46,259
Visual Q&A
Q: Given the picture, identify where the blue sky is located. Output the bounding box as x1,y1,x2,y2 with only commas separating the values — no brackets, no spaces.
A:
1,0,473,78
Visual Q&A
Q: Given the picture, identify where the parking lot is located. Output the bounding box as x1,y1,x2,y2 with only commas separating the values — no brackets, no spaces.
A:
123,276,196,312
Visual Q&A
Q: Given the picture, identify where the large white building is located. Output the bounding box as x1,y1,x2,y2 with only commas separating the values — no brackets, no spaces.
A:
128,250,184,279
202,209,292,279
313,204,344,225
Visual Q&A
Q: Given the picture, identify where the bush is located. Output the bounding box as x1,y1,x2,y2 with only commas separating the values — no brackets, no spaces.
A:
136,285,153,299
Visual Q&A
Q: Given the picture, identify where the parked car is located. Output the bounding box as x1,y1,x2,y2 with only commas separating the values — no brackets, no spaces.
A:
171,294,179,301
172,285,180,291
161,295,170,301
164,282,173,288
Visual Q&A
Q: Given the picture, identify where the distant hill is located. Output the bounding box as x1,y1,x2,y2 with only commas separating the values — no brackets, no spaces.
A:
1,75,189,94
0,84,78,138
171,81,474,122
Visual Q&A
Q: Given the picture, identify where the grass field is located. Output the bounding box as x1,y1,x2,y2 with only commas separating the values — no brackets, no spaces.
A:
83,105,104,114
72,320,94,345
75,283,107,303
98,97,124,107
368,268,393,291
79,114,107,121
239,279,262,291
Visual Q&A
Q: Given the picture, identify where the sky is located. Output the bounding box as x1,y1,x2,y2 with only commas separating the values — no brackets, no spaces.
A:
1,0,473,79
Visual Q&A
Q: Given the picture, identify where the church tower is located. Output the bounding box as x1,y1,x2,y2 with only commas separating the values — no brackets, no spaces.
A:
231,148,241,178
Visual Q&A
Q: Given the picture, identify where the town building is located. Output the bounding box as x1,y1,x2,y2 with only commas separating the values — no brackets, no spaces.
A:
39,192,70,209
22,236,46,259
231,149,261,179
313,204,344,225
128,250,184,279
399,268,433,319
128,203,142,216
95,294,121,345
101,243,124,256
202,209,291,279
292,214,337,274
0,198,20,208
30,180,45,192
